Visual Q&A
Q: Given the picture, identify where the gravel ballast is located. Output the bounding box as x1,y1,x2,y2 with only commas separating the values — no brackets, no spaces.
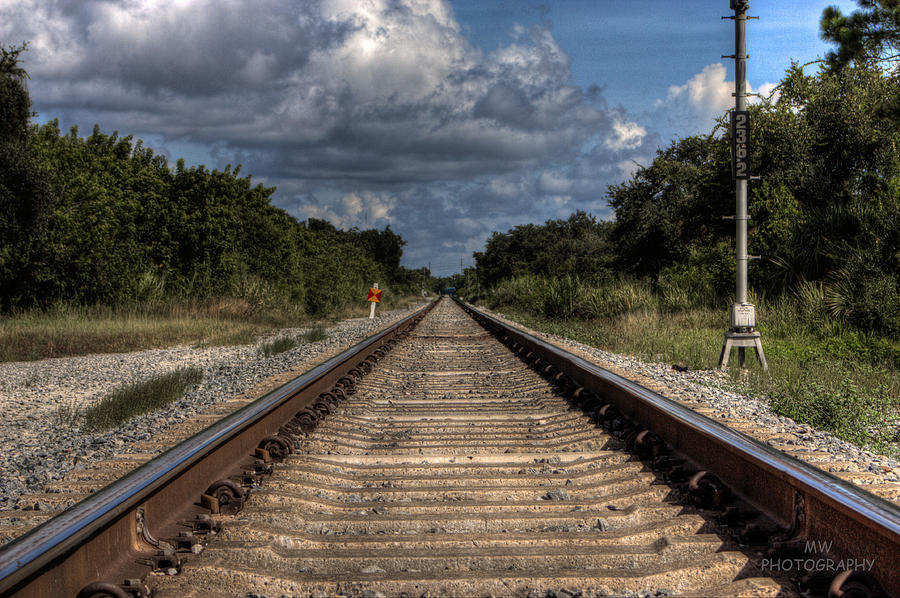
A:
0,306,423,510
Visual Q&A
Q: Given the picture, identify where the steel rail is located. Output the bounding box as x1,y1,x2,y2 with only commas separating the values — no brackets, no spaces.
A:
0,301,435,598
458,299,900,595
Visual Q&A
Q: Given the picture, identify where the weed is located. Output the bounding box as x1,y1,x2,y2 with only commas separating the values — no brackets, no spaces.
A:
301,325,329,343
82,367,203,432
50,400,82,428
260,336,297,357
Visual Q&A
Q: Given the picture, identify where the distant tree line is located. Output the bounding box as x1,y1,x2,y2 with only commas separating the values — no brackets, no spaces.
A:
0,44,421,315
477,17,899,334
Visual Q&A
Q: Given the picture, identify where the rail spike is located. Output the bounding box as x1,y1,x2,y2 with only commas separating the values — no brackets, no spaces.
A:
202,479,246,515
294,407,321,433
258,435,293,461
687,471,730,510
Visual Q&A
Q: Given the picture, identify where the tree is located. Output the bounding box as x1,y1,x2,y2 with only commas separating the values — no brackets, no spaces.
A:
0,43,54,309
607,134,732,279
821,0,900,69
352,226,406,277
601,57,900,332
474,212,615,288
0,43,31,143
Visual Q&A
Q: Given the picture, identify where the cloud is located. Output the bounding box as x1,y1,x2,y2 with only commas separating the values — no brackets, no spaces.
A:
6,0,625,173
299,191,398,229
3,0,658,274
538,171,573,195
605,117,647,151
664,63,734,120
654,63,778,136
6,0,351,96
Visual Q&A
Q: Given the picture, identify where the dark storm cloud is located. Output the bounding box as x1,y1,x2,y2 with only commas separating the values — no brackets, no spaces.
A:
2,0,657,274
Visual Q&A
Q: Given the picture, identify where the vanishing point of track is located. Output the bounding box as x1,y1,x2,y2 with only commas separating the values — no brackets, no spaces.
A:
1,298,899,597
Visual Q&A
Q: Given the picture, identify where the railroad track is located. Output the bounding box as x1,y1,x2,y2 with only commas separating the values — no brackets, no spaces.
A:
1,297,899,597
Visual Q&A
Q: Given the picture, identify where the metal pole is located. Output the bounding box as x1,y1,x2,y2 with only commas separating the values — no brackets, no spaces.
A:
718,0,767,371
734,2,748,306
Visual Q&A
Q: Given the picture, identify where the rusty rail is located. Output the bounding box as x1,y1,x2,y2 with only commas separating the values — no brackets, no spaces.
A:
0,301,435,598
458,299,900,597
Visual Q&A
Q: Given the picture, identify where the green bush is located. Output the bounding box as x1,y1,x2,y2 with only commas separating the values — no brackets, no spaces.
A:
231,271,287,316
132,269,167,304
793,279,828,324
847,273,900,335
768,378,890,447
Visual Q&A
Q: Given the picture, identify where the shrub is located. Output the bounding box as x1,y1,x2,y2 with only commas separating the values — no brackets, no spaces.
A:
768,379,889,447
793,279,828,324
231,271,286,316
846,273,900,335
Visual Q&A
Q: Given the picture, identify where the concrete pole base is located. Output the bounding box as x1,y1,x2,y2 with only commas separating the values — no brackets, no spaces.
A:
718,330,768,371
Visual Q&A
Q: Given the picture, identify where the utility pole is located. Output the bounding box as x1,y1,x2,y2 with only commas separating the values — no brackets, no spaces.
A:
718,0,767,370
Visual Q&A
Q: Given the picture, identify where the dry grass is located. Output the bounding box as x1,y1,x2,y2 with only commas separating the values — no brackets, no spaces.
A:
0,293,428,363
0,298,308,362
328,293,428,321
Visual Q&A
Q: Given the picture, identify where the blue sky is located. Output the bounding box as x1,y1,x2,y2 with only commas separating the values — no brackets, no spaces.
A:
1,0,859,275
456,1,858,100
453,0,858,141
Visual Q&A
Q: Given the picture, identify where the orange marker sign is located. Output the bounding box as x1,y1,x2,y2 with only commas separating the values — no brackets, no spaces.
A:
367,287,383,303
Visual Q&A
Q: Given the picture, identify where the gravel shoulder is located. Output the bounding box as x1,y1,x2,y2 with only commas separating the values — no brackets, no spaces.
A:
0,304,427,510
477,305,900,503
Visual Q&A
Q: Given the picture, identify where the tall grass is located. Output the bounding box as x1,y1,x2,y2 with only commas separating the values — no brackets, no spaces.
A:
81,367,204,431
488,274,660,320
544,275,581,319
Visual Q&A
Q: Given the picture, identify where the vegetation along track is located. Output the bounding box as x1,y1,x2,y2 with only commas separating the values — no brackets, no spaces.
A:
2,297,900,597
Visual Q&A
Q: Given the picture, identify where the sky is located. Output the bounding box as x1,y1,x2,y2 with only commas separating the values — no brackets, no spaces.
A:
1,0,859,276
